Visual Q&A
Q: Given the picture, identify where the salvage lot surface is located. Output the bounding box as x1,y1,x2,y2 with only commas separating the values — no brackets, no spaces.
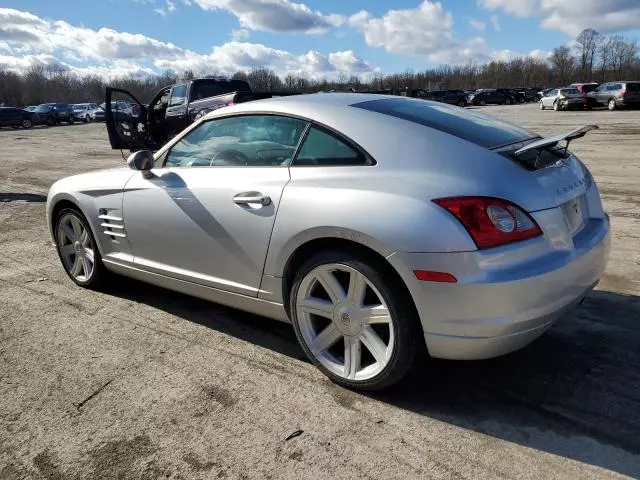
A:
1,106,639,479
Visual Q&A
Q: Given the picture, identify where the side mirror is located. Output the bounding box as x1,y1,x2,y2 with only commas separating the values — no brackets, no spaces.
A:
127,150,155,174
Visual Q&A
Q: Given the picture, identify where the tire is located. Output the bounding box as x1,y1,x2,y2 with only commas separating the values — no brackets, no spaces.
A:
21,119,32,129
480,99,486,106
608,99,616,111
289,250,423,391
84,115,90,123
54,207,108,289
47,116,56,126
553,101,560,111
539,101,545,110
457,100,465,107
67,116,74,125
505,98,511,105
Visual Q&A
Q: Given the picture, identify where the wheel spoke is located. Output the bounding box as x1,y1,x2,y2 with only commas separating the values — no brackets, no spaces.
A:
316,269,346,304
343,336,361,380
360,326,388,365
82,256,92,278
360,304,391,324
70,256,83,277
80,229,90,247
299,297,334,319
310,323,342,354
70,217,83,239
84,248,95,265
61,222,76,242
347,271,367,307
60,244,75,258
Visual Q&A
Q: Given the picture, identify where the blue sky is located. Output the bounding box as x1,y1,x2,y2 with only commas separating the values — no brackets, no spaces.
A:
1,1,640,79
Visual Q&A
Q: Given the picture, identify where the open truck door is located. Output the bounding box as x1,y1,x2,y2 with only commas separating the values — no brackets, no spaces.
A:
105,87,162,152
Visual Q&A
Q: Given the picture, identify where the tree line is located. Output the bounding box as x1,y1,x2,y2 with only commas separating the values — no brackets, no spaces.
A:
0,29,638,107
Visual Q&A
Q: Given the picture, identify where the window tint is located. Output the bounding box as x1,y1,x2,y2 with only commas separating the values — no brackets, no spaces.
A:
352,98,536,149
165,115,308,168
169,84,187,106
191,80,251,101
294,127,367,167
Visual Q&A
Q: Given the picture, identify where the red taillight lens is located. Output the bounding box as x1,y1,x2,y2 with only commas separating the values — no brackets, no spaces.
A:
621,89,627,97
433,197,542,249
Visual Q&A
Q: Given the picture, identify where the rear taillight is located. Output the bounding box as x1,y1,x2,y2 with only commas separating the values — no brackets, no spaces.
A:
621,89,627,97
433,197,542,249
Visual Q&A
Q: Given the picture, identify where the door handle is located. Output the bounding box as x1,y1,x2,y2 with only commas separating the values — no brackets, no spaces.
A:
233,192,271,206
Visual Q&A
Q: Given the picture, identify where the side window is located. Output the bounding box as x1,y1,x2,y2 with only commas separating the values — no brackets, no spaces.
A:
548,89,557,97
169,84,187,107
165,115,308,168
293,126,369,167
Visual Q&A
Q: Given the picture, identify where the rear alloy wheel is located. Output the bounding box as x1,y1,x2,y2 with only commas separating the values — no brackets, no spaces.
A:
55,208,107,288
553,101,560,111
480,99,486,106
21,119,32,129
539,101,545,110
84,115,91,123
608,99,617,111
505,98,512,105
290,252,421,391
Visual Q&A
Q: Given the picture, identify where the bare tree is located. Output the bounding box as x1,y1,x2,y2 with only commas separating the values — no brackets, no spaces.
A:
550,46,575,85
575,28,601,80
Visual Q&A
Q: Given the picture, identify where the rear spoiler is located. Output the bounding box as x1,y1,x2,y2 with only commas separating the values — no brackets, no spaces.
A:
514,125,599,156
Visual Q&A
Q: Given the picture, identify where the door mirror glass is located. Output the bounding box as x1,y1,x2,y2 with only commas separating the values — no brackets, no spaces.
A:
127,150,155,171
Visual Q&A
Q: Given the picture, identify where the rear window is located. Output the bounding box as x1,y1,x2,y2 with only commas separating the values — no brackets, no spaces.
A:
191,80,251,101
626,83,640,91
352,98,536,149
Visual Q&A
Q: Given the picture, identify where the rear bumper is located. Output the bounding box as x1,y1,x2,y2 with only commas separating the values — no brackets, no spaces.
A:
387,215,610,360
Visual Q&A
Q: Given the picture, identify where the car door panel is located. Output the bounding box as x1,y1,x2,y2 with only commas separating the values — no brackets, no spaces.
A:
122,167,289,296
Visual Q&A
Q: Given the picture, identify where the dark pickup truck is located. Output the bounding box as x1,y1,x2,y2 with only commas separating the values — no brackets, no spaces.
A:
106,78,290,151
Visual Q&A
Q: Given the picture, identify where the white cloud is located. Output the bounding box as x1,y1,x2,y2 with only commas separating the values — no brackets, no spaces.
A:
0,8,374,80
350,1,491,64
478,0,640,36
469,19,486,31
230,28,250,41
490,14,500,31
191,0,344,34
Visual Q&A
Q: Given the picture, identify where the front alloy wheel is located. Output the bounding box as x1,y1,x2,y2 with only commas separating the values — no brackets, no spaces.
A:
55,209,106,288
290,253,421,391
608,99,617,111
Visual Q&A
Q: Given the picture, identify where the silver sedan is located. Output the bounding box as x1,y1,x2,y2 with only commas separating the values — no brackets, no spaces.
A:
46,94,610,390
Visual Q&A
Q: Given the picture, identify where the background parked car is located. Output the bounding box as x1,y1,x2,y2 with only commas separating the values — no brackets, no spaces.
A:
588,81,640,110
32,103,75,126
411,89,467,107
24,106,37,112
72,103,100,122
495,88,523,104
568,83,599,109
539,88,586,111
0,107,34,129
467,89,511,105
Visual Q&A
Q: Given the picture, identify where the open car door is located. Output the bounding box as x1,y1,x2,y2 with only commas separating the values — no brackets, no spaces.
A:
105,87,161,152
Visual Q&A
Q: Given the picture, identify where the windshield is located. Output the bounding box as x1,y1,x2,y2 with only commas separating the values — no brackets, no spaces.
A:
35,105,52,112
352,98,537,149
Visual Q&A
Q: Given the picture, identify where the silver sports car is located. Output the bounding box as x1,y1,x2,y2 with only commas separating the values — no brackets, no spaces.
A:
47,94,610,390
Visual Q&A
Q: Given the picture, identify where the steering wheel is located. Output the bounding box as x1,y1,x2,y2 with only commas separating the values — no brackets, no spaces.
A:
210,149,250,166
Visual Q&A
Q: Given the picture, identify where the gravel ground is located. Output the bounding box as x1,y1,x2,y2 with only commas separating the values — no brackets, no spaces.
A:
1,106,639,480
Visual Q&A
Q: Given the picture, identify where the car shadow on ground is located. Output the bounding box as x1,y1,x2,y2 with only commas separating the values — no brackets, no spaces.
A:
0,193,47,202
107,278,640,477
